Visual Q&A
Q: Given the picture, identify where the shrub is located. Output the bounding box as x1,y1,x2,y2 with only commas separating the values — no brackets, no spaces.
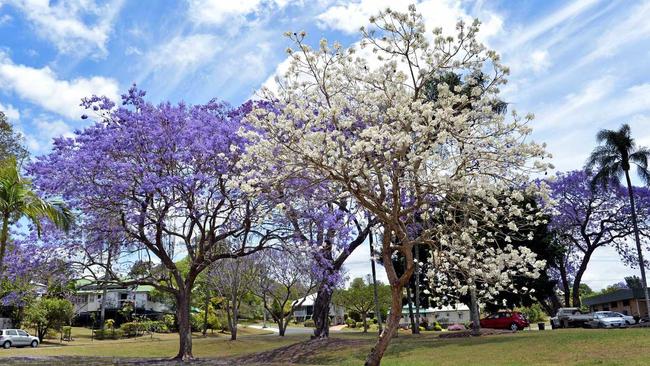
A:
372,318,378,324
433,322,442,331
190,313,204,332
121,321,146,337
517,304,547,323
163,314,176,332
143,320,167,333
356,322,365,329
304,319,315,327
94,329,123,340
62,326,71,341
345,318,356,328
104,319,115,330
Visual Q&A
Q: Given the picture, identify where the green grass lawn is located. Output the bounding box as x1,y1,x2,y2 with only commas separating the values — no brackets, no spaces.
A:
1,327,648,365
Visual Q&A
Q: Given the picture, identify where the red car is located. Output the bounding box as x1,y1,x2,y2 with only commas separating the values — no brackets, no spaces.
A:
480,311,529,331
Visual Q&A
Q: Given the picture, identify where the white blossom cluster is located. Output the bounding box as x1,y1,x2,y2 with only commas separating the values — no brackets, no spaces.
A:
426,186,549,305
239,6,552,305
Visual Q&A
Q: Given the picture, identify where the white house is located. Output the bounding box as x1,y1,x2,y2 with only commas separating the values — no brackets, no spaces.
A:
72,280,171,317
292,293,346,325
397,304,471,326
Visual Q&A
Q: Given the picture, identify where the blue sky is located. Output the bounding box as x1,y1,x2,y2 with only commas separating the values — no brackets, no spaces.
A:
1,0,649,290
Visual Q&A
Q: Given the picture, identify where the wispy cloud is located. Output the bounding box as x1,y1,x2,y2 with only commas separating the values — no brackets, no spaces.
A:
5,0,125,57
317,0,503,41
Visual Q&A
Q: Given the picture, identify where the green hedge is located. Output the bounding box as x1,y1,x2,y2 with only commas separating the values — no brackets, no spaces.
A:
94,329,123,340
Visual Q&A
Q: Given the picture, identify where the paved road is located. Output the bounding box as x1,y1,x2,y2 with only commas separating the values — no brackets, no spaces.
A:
248,325,314,335
248,324,343,335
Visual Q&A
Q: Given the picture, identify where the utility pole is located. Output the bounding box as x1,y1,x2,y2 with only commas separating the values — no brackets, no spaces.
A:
369,232,383,333
414,244,421,334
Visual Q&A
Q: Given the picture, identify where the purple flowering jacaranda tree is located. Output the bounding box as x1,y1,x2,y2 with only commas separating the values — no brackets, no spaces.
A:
278,180,375,338
29,87,282,360
547,170,650,307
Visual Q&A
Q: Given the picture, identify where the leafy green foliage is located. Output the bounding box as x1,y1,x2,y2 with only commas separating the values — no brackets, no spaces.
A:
0,111,28,164
23,297,74,341
334,277,391,332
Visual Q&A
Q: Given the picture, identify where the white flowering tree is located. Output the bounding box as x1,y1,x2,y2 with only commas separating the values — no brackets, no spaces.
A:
426,191,548,334
242,6,550,365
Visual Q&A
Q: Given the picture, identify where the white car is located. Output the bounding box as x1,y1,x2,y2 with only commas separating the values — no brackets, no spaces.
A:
0,329,39,348
588,312,627,328
605,311,636,325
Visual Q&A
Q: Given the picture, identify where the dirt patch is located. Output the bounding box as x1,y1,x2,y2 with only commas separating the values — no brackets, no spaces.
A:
232,337,366,365
438,329,515,339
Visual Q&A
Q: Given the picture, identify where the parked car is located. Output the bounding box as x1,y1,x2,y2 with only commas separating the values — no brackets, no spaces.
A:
605,311,636,325
480,311,529,331
0,329,39,348
550,307,593,328
587,312,627,328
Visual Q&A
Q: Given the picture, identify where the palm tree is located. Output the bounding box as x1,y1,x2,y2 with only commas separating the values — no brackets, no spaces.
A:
0,157,73,271
585,124,650,317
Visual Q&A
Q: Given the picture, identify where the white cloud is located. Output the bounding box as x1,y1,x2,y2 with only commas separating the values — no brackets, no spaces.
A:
187,0,290,26
6,0,125,56
142,34,221,82
0,13,11,25
0,53,120,119
0,102,20,121
24,115,74,153
528,50,550,73
317,0,502,41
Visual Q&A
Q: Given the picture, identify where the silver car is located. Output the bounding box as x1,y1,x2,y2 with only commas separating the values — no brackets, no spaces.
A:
588,312,627,328
0,329,39,348
605,311,636,325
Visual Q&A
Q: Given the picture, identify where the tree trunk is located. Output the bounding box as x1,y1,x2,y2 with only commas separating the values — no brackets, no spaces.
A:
362,311,368,333
202,295,209,336
174,288,193,360
225,299,237,341
406,286,416,334
364,233,414,366
231,297,239,341
0,211,9,272
364,283,404,366
278,315,286,337
625,170,650,317
369,234,383,334
312,285,332,338
558,260,571,307
99,250,112,330
571,251,593,307
469,286,480,336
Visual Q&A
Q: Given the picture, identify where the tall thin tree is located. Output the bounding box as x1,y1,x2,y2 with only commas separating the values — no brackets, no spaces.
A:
585,123,650,316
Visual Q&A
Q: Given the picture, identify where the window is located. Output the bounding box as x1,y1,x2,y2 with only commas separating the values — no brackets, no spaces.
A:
120,293,128,300
6,330,17,336
17,330,27,336
623,300,630,306
611,301,618,308
458,313,463,319
97,294,102,300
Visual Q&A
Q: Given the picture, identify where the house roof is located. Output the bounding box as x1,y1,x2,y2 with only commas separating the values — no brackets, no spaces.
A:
74,280,156,294
292,293,318,307
583,288,650,306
